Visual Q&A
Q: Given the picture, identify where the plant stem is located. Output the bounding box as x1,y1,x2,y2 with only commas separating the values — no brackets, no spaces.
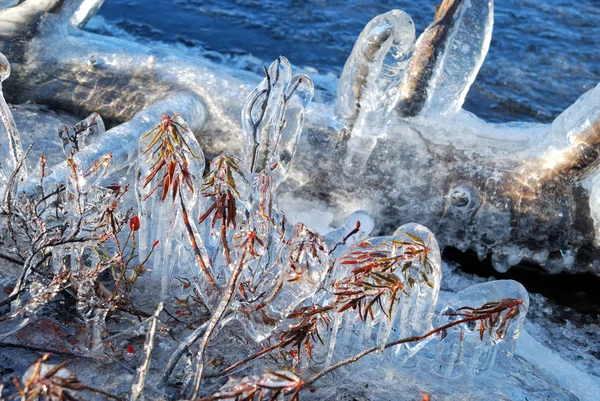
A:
218,341,283,377
161,320,209,385
304,309,513,387
190,254,247,399
130,302,163,401
179,190,219,292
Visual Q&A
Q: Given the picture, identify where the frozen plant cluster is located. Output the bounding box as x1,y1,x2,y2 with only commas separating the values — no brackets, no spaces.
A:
0,49,546,401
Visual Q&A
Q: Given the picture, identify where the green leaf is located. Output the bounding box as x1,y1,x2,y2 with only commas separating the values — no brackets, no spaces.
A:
406,233,425,246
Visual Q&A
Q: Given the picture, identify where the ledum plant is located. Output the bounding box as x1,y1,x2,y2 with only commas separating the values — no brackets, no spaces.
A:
133,60,526,401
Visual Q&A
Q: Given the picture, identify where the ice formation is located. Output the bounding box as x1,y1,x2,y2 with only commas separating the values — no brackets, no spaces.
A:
0,0,598,400
136,113,210,301
318,223,442,370
0,53,22,192
432,280,528,381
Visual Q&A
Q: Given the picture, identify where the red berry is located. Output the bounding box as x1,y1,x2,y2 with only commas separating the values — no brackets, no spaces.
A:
129,216,141,231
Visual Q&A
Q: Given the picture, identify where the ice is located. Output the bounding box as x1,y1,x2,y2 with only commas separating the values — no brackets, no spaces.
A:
388,223,442,363
0,1,598,399
58,112,105,157
0,51,23,190
320,223,441,369
21,93,207,196
241,57,314,185
336,10,415,123
198,153,251,288
63,156,114,352
431,280,528,383
552,82,600,146
397,0,494,117
241,221,329,342
136,113,212,302
324,210,375,259
336,10,415,175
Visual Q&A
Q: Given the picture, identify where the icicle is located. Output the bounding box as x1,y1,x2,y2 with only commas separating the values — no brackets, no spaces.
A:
388,223,442,364
431,280,528,382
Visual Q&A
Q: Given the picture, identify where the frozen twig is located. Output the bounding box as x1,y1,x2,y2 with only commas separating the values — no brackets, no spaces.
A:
189,256,248,399
130,302,163,401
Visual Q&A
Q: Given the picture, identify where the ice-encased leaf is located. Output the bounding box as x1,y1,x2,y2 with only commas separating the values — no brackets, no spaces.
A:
136,113,212,301
388,222,442,363
318,224,441,369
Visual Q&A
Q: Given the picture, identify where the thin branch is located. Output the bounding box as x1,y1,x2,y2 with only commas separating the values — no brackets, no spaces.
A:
130,302,163,401
160,321,209,385
190,254,248,399
304,298,524,386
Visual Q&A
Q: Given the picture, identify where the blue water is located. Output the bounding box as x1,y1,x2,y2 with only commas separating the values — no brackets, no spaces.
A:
95,0,600,123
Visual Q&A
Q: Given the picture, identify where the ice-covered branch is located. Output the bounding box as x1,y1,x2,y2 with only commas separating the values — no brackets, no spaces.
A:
21,92,206,195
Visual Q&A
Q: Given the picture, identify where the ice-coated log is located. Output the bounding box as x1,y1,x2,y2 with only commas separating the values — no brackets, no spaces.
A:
519,84,600,184
397,0,494,117
524,83,600,183
0,0,63,39
136,113,211,302
553,83,600,147
59,0,106,28
0,52,23,188
336,10,415,124
241,57,314,185
21,92,206,195
431,280,528,381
